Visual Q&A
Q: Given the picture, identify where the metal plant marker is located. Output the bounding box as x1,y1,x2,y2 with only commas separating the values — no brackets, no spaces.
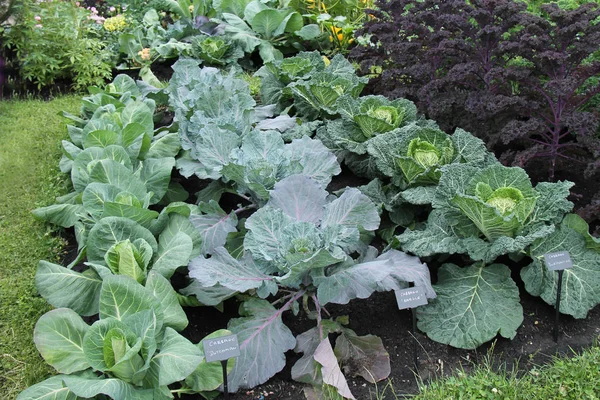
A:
543,251,573,343
395,285,428,371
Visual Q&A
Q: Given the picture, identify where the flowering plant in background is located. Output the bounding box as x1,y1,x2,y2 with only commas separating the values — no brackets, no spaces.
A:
1,0,113,90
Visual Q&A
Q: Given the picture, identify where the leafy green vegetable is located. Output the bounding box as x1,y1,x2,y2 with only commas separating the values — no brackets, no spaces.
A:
397,164,573,263
417,263,523,349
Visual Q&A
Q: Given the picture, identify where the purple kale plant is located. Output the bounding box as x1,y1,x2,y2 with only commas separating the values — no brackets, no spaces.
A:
351,0,600,180
500,3,600,179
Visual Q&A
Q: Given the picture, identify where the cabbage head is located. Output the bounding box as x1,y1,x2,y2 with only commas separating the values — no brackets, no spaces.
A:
397,163,574,263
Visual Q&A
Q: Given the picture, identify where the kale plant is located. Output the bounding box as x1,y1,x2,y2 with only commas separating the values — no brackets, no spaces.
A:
352,0,600,179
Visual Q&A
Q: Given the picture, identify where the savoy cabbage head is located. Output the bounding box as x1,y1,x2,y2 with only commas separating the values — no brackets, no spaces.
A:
397,163,574,263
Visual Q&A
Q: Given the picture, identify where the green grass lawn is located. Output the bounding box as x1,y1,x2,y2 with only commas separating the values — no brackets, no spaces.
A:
0,96,81,398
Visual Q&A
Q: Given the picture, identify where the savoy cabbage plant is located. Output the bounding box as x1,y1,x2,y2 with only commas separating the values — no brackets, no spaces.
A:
395,163,575,349
18,276,231,400
256,51,368,119
186,175,435,396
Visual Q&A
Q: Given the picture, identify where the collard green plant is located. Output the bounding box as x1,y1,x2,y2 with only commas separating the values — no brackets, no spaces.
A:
18,276,232,400
187,174,435,395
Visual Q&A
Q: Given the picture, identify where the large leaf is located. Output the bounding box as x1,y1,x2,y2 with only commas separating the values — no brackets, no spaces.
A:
189,247,275,293
321,188,380,231
87,217,158,263
89,159,147,201
35,261,102,316
152,231,193,279
314,339,355,400
121,101,154,135
244,207,293,263
62,375,153,400
179,281,238,306
138,157,176,204
251,9,284,38
149,327,202,386
190,200,238,255
334,328,390,383
32,204,86,228
285,136,341,187
16,375,78,400
267,175,327,223
34,309,90,374
187,126,240,180
522,225,600,318
316,250,433,305
145,271,188,331
99,275,162,321
417,263,523,349
226,298,296,391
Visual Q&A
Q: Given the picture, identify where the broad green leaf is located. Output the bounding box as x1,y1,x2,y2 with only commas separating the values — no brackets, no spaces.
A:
102,202,159,228
82,182,121,219
150,327,202,386
32,204,86,228
227,298,296,391
180,281,237,306
244,207,293,263
190,201,238,255
34,309,90,373
35,261,102,316
522,225,600,318
285,136,341,187
215,0,252,17
267,175,327,223
562,213,600,251
87,217,157,264
322,188,380,231
316,254,400,306
251,9,284,38
152,231,193,279
83,318,136,372
99,275,162,321
89,159,147,201
145,271,188,331
189,247,274,293
16,375,78,400
138,157,176,204
417,263,523,349
185,329,234,391
146,133,181,158
83,130,119,149
188,126,240,180
277,248,344,289
121,101,154,136
62,375,153,400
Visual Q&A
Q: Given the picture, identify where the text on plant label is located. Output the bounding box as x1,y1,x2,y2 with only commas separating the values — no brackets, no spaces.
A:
202,334,241,362
543,251,573,271
395,286,428,310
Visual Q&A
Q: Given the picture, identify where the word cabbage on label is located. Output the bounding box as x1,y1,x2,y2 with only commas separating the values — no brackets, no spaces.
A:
203,334,241,362
544,251,573,271
395,286,428,310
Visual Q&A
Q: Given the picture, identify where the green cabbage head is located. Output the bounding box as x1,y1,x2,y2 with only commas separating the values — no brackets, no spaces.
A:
451,165,538,240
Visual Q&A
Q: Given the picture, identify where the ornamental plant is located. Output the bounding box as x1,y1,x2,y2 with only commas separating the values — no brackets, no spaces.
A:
351,0,600,180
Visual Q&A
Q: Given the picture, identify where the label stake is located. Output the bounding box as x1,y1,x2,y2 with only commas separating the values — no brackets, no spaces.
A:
411,306,418,371
553,269,564,343
543,251,572,344
221,360,229,399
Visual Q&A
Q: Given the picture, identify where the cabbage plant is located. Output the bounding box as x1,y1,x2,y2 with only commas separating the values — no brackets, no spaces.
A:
18,276,231,400
395,163,574,349
186,175,435,396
